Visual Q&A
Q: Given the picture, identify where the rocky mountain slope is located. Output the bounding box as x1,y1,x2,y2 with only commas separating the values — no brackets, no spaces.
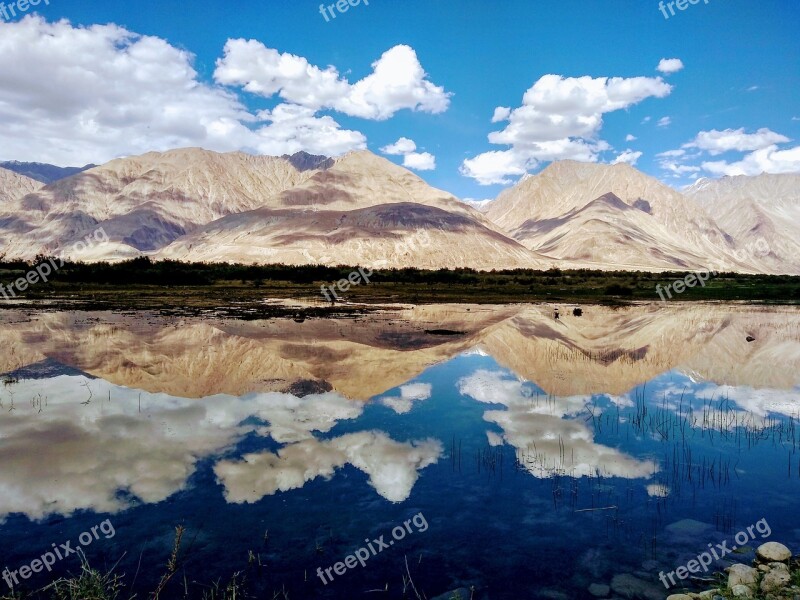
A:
486,161,752,272
685,173,800,274
0,167,42,205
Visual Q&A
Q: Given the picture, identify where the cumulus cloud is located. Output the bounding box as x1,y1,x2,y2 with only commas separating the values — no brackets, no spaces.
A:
685,128,790,155
214,431,443,503
461,74,672,184
215,41,451,121
657,58,684,74
380,137,436,171
0,19,444,164
381,137,417,155
611,149,643,166
702,145,800,176
379,382,433,414
659,128,800,178
403,152,436,171
457,370,658,479
0,375,365,520
625,134,637,142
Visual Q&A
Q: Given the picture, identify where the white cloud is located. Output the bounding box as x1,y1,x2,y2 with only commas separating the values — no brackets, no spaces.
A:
611,149,643,166
657,58,684,74
403,151,436,171
684,128,791,155
702,145,800,176
0,17,371,164
253,103,366,156
215,41,451,121
657,149,686,158
625,134,637,142
492,106,511,122
461,74,672,184
657,116,672,127
0,375,365,520
380,137,435,171
214,431,442,503
660,127,800,178
746,85,759,92
457,370,658,479
0,19,448,164
379,383,433,414
381,137,417,155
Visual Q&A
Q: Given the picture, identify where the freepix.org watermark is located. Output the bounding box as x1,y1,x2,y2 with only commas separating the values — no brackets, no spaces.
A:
2,519,116,590
0,227,108,301
659,518,771,589
316,512,428,585
0,0,49,21
319,0,368,22
658,0,710,20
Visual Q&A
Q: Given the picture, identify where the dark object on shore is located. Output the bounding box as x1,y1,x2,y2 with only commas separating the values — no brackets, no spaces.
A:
293,312,306,323
284,379,333,397
424,329,466,336
746,335,756,342
573,308,583,317
554,309,560,320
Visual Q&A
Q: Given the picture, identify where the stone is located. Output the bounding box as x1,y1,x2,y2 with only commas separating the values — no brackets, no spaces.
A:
588,583,611,597
756,542,792,563
610,574,663,600
730,584,754,598
760,569,791,593
728,564,758,588
666,595,693,600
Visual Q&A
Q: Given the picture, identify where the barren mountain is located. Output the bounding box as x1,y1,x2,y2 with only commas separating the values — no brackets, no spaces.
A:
0,148,317,260
486,161,751,272
157,202,548,270
0,167,42,204
685,173,800,274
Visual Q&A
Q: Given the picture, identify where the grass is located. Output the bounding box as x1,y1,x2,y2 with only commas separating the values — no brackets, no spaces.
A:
2,258,800,314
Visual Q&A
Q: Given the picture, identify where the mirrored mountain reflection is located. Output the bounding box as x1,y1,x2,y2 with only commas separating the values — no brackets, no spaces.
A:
0,305,799,600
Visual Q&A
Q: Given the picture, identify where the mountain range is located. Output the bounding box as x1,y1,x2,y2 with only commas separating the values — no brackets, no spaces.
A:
0,148,797,274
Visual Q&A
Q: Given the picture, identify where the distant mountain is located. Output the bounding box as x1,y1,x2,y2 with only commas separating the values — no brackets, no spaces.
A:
685,174,800,275
0,161,95,184
281,151,334,172
486,161,751,272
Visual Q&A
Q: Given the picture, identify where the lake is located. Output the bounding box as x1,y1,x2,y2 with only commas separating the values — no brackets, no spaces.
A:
1,303,799,599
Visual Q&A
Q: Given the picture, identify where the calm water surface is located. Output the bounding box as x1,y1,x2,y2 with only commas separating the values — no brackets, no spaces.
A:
1,304,799,599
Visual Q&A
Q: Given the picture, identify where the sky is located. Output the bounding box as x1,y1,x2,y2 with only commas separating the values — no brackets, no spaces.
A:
0,0,798,199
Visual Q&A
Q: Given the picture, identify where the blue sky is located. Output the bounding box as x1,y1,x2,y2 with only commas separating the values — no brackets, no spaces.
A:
0,0,797,198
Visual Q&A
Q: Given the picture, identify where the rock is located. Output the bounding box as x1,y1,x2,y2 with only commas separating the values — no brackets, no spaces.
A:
730,584,754,598
696,592,716,600
760,569,791,593
746,336,756,342
756,542,792,563
768,562,790,572
728,564,758,588
758,564,771,572
666,595,694,600
610,574,663,600
588,583,611,597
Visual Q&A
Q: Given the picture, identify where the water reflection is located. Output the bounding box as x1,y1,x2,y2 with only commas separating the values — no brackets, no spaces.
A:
1,304,799,599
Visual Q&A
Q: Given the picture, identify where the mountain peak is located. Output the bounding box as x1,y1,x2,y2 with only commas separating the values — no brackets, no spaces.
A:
281,151,334,172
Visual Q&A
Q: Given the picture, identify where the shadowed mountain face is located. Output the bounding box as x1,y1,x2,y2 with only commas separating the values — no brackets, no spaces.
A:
2,305,798,400
0,161,94,184
281,151,334,172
